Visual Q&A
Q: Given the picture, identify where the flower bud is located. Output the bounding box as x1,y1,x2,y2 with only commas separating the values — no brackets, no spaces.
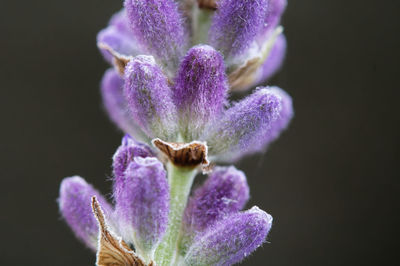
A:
124,0,188,71
101,69,148,141
174,45,228,140
184,206,273,265
112,135,155,182
97,9,143,64
124,56,177,140
113,157,169,258
59,176,113,250
181,166,249,253
205,87,282,161
209,0,269,58
255,34,287,84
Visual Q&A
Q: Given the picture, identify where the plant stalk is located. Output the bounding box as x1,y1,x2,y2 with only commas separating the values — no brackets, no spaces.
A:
154,163,196,266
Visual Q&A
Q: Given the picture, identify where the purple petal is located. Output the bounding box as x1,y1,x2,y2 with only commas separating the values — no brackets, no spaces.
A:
209,0,269,58
262,0,287,37
240,86,293,158
184,166,249,231
174,45,228,140
259,87,293,144
58,176,113,251
113,157,169,255
256,34,286,83
255,34,287,84
204,87,282,161
112,135,155,183
124,0,188,71
184,206,273,265
181,166,249,252
124,56,177,140
97,9,144,63
101,68,148,141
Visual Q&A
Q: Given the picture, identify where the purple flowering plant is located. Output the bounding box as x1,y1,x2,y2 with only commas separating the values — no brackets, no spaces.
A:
59,0,293,265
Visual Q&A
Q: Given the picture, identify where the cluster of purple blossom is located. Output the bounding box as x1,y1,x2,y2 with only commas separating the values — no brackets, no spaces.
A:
58,0,293,265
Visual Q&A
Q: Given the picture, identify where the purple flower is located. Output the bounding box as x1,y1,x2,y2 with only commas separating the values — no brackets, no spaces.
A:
59,139,274,264
209,0,269,58
255,34,287,85
114,156,169,257
124,0,188,72
262,0,287,37
97,9,144,64
124,55,178,140
181,166,249,252
173,45,228,140
59,137,169,259
112,134,155,182
97,0,288,91
58,176,113,250
107,46,292,165
204,87,290,162
184,206,273,265
100,68,149,141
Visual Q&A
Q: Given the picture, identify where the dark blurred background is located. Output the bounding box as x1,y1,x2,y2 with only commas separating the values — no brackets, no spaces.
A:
0,0,399,265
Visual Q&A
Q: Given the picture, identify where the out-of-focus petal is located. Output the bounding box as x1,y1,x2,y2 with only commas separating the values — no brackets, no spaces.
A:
59,176,113,251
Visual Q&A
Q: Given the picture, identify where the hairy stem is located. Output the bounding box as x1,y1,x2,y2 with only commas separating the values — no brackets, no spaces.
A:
154,163,196,266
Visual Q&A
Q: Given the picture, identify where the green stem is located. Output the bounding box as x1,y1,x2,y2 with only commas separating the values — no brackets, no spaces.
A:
191,6,213,46
154,163,196,266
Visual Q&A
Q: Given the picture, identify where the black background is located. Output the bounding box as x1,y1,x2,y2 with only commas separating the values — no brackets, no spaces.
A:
0,0,399,265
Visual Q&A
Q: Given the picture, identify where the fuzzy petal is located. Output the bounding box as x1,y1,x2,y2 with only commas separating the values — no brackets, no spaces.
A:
205,87,282,161
97,9,144,63
184,206,273,266
124,56,177,140
124,0,188,72
181,166,249,253
255,34,287,84
112,134,155,183
58,176,113,251
113,157,169,257
174,45,228,140
261,0,287,37
209,0,269,58
259,87,293,145
101,68,148,141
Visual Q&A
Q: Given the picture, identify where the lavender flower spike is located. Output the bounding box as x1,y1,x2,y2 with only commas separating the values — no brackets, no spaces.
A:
124,0,188,72
114,157,169,260
174,45,228,140
58,176,113,251
205,87,282,160
124,55,177,140
209,0,269,59
101,68,148,142
181,166,249,252
184,206,273,265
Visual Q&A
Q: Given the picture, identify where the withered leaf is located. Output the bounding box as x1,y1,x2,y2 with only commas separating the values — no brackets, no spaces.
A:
91,196,153,266
228,57,261,91
97,42,131,76
198,0,217,10
152,138,209,169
